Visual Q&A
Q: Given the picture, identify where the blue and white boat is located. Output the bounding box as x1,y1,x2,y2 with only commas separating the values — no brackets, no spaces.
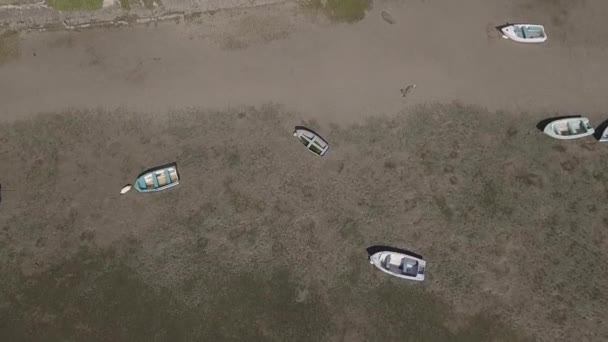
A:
134,164,180,193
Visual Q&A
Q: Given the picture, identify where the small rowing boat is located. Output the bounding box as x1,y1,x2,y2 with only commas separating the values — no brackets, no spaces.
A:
134,163,180,193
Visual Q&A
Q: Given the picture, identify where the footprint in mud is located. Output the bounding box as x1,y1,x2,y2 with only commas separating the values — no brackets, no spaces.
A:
592,170,604,181
35,236,47,248
301,217,317,231
515,173,543,189
486,23,499,39
433,194,453,219
506,126,518,138
383,160,397,170
338,219,363,242
561,160,576,172
79,230,95,242
330,160,345,174
580,142,597,151
126,61,146,83
196,236,209,249
402,197,418,212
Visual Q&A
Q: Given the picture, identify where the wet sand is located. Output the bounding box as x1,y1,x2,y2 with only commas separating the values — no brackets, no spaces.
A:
1,0,608,124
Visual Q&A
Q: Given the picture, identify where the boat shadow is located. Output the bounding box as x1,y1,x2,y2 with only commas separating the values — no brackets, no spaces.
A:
536,115,582,132
495,23,509,36
136,161,179,179
366,245,424,260
593,118,608,141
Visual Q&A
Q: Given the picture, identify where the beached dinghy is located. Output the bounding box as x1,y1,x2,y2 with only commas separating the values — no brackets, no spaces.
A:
501,24,547,43
543,117,594,140
293,127,329,156
370,250,426,281
134,164,180,193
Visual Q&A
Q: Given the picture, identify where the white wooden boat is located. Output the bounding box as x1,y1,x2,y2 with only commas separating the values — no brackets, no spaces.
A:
370,251,426,281
543,117,594,140
293,127,329,156
501,24,547,43
134,164,180,193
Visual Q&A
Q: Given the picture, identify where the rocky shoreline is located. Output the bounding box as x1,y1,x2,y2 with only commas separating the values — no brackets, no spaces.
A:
0,0,288,31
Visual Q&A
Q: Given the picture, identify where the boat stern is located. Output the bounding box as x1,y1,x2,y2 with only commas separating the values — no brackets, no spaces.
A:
600,128,608,142
416,260,427,281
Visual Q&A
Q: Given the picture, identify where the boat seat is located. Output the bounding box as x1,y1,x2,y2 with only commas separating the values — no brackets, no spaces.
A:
384,255,391,270
169,169,178,181
402,259,417,275
137,178,148,189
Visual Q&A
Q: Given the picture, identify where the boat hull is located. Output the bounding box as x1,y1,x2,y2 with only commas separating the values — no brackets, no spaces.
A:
134,164,180,193
293,127,330,156
543,117,594,140
370,251,426,281
501,24,547,43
